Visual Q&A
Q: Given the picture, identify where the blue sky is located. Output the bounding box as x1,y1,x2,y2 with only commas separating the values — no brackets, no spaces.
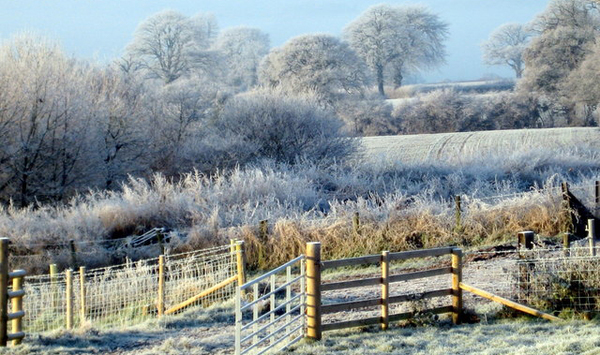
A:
0,0,550,83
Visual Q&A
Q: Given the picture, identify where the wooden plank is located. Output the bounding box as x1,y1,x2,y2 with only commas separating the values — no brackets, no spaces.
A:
8,270,26,279
460,282,560,321
321,255,380,270
389,267,452,283
321,276,381,291
322,315,381,332
164,275,237,315
7,311,24,320
388,305,454,322
157,256,165,316
388,289,452,305
7,332,25,341
388,247,453,261
322,297,381,314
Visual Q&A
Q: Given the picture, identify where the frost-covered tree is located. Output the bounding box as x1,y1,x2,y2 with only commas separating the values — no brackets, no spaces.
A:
258,34,368,103
214,27,270,90
344,4,448,96
0,34,100,205
519,0,600,95
124,10,219,83
481,23,532,78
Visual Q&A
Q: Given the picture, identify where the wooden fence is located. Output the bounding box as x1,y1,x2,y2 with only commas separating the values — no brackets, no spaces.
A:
0,238,26,347
305,242,462,340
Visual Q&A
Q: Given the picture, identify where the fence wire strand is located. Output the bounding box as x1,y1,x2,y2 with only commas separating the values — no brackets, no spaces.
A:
18,244,237,333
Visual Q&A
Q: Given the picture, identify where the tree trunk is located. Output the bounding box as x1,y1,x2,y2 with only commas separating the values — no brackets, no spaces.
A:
376,64,385,96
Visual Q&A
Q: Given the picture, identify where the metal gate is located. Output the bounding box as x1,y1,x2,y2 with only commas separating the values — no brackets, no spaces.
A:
234,255,305,355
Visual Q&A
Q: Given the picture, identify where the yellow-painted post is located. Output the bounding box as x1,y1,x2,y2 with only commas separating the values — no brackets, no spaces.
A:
306,242,322,340
0,238,8,346
451,248,463,325
381,251,389,330
66,269,73,330
236,241,246,297
158,255,165,316
79,266,86,325
50,264,58,309
11,275,23,345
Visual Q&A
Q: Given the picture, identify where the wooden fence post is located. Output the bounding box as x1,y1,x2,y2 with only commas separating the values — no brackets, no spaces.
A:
563,233,573,257
69,240,77,269
451,248,463,325
454,196,462,233
50,264,58,309
157,255,165,317
517,231,534,256
353,212,360,235
236,241,246,297
0,238,8,346
381,250,389,330
595,181,599,213
589,219,597,257
66,269,73,329
306,242,322,340
11,274,23,345
79,266,86,325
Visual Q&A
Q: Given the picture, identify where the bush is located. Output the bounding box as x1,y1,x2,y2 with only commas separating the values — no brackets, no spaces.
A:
204,90,357,167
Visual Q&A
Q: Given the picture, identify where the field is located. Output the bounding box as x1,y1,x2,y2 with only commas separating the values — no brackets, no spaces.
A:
3,127,600,354
361,127,600,164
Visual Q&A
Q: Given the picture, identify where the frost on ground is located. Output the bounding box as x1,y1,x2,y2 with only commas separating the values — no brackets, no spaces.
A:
286,319,600,355
0,301,237,355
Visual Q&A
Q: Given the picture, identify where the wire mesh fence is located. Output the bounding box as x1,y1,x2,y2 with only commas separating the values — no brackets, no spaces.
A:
463,246,600,317
12,244,238,333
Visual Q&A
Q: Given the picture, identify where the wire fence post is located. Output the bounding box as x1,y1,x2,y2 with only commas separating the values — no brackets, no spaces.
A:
381,250,389,330
0,238,9,346
66,269,73,330
69,240,77,269
451,248,463,325
353,212,360,235
236,241,246,297
79,266,86,325
157,255,165,317
589,219,597,257
595,180,599,213
454,196,462,233
306,242,321,340
50,264,58,309
517,231,534,303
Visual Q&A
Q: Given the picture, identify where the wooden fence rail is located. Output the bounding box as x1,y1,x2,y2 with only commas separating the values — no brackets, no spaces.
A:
307,242,461,339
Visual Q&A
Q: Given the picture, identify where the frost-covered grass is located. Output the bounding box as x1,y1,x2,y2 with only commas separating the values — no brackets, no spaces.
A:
6,299,600,355
286,318,600,355
4,128,600,272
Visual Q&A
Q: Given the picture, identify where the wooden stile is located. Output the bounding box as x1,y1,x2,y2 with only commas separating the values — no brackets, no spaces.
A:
0,238,8,346
11,274,23,345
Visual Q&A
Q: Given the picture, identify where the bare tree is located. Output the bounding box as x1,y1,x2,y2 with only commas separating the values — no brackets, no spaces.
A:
344,4,448,96
258,34,368,103
482,23,532,78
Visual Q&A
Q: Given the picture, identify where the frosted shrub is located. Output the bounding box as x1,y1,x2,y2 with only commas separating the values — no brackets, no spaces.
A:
205,90,357,166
